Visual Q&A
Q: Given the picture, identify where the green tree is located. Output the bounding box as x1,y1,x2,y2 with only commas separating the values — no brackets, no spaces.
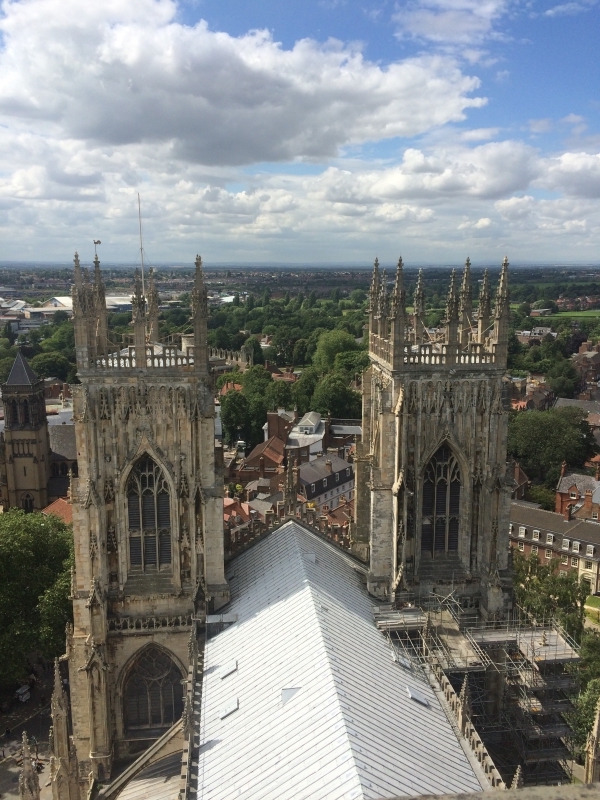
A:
265,380,293,410
311,374,361,418
513,551,587,639
526,484,555,511
312,330,358,373
244,336,264,365
0,510,72,688
220,390,251,446
508,408,598,487
30,352,73,381
0,356,15,383
291,367,320,415
333,350,369,379
569,677,600,750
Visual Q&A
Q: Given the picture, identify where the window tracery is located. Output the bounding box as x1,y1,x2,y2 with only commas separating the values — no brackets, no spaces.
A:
123,646,183,732
421,445,461,555
127,456,172,573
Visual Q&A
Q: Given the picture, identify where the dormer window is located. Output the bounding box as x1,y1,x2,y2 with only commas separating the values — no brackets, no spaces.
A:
518,526,526,538
546,533,554,544
323,478,327,488
532,530,540,541
570,491,578,500
573,541,580,553
563,539,570,550
587,545,595,557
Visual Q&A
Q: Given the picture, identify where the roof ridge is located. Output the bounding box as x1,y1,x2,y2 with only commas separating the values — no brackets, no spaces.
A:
4,351,40,386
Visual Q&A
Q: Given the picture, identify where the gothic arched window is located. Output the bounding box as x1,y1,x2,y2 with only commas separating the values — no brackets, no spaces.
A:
22,400,30,425
127,456,171,573
22,493,34,513
421,445,461,556
9,399,18,428
123,646,183,732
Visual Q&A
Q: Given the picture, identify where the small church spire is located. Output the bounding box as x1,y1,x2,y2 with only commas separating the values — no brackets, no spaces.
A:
459,257,472,347
413,269,426,345
477,269,491,345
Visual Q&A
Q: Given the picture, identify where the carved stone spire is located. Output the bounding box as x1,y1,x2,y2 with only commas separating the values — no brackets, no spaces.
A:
457,674,472,736
92,254,107,359
492,256,510,365
495,256,510,319
413,269,426,345
73,252,82,289
510,765,524,789
131,269,146,366
51,658,70,760
390,257,406,367
445,269,459,346
19,732,40,800
459,257,472,347
477,269,491,345
146,268,160,343
369,257,381,339
378,269,389,336
192,255,209,375
72,253,90,370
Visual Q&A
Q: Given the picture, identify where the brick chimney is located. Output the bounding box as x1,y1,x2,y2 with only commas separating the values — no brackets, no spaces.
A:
325,459,333,474
561,461,567,478
259,456,265,478
585,489,593,513
564,504,573,522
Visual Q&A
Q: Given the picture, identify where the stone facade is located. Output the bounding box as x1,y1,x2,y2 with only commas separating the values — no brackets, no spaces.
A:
0,352,51,511
53,253,228,798
352,257,513,617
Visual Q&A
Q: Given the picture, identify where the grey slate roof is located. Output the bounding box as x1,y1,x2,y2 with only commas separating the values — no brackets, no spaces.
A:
510,501,600,545
196,520,486,800
4,352,40,386
298,453,352,485
557,471,600,495
49,424,77,460
555,398,600,415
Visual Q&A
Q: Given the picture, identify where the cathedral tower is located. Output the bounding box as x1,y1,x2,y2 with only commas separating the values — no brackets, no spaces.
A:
0,352,51,511
61,253,227,790
353,257,512,618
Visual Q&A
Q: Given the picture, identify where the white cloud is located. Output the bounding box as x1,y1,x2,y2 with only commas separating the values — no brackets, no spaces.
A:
460,127,500,141
539,152,600,198
544,1,597,16
393,0,510,45
0,0,485,167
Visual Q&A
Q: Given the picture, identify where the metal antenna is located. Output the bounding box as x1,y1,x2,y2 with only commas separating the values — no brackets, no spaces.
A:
93,239,101,256
137,193,146,297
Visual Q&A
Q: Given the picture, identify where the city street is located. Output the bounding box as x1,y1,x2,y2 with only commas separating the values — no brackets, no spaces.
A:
0,703,51,800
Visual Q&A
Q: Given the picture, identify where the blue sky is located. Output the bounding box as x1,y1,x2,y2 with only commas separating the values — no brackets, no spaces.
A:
0,0,599,264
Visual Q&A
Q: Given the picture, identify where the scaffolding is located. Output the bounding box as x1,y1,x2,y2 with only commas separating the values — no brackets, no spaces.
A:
376,593,581,787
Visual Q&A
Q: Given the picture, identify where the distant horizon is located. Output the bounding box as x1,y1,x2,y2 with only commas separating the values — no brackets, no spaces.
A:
2,260,600,271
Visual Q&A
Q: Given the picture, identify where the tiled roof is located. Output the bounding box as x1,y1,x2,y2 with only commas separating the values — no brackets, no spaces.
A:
299,453,352,484
49,424,77,461
4,351,39,386
510,501,600,544
556,398,600,414
42,497,73,525
196,521,486,800
557,471,600,495
243,436,285,466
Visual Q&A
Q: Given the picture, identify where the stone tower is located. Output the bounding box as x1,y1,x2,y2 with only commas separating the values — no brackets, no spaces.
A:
58,253,227,792
353,257,512,617
0,352,51,511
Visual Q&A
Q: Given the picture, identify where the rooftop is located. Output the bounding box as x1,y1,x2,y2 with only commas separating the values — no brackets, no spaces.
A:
197,520,486,800
299,453,352,485
4,351,40,387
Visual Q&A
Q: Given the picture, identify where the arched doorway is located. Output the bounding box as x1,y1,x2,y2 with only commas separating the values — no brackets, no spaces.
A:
123,646,184,734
